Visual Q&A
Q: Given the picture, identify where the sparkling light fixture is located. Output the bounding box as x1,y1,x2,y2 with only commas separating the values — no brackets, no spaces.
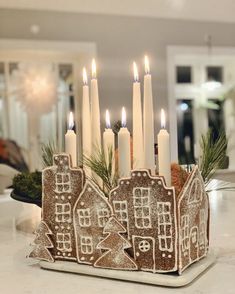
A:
12,62,57,115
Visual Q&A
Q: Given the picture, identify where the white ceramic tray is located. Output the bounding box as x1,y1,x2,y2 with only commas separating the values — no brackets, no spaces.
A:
40,251,216,288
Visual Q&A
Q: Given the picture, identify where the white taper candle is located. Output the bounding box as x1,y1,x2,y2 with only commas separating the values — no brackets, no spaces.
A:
91,59,101,151
143,56,155,174
132,62,144,169
158,109,171,186
65,112,77,167
118,107,131,178
103,110,115,175
82,68,92,176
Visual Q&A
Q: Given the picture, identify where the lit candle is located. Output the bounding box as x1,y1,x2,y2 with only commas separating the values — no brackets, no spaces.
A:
132,62,144,169
91,59,101,151
118,107,131,178
143,55,155,174
82,68,92,176
65,111,77,167
158,109,171,186
103,110,115,174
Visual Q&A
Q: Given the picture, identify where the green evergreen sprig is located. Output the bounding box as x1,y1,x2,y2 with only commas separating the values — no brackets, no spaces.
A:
83,145,118,197
199,130,228,187
41,141,57,168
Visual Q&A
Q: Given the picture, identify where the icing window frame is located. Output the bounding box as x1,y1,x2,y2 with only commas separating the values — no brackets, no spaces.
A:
188,178,202,204
77,208,91,227
199,209,206,246
113,200,128,224
181,215,190,252
56,232,72,252
55,203,72,223
55,172,71,193
97,208,110,227
157,202,173,252
80,236,93,254
133,187,152,229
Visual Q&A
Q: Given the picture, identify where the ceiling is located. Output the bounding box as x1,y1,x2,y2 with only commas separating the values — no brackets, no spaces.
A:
0,0,235,23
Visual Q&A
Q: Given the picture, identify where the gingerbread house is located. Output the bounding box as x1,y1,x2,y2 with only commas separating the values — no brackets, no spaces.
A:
177,166,209,274
42,154,84,261
109,169,177,273
73,181,113,265
33,154,210,276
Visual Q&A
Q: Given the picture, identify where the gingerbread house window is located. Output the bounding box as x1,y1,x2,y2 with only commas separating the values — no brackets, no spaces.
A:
133,188,152,229
80,236,93,254
181,215,189,252
188,178,202,204
138,240,151,252
113,201,128,224
97,208,110,227
199,209,206,245
157,202,173,252
56,232,72,252
55,172,71,193
77,209,91,227
55,203,72,223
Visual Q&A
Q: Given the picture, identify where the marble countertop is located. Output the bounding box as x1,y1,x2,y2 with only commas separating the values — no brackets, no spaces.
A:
0,188,235,294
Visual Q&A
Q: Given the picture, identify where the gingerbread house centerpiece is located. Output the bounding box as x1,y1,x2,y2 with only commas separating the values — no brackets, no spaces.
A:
30,154,210,276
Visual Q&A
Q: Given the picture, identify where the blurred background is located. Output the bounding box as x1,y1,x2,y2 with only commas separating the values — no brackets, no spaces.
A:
0,0,235,173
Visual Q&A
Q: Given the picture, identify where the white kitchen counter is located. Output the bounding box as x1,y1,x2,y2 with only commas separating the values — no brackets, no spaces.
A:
0,188,235,294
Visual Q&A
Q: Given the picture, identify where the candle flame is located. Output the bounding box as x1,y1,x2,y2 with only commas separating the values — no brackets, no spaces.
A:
161,109,166,129
105,109,111,129
133,61,139,82
68,111,74,130
144,55,150,74
121,107,126,127
92,58,96,79
83,67,88,85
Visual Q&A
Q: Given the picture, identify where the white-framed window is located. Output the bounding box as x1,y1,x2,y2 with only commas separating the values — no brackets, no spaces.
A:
133,187,151,229
157,202,173,252
97,208,110,227
77,208,91,227
55,172,71,193
188,178,202,204
199,209,206,245
138,240,151,252
56,232,72,252
55,203,71,223
80,236,93,254
181,215,189,252
113,201,128,224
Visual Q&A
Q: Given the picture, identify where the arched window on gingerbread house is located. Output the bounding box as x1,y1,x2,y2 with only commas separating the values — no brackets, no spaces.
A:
199,209,206,247
181,215,190,255
188,178,202,204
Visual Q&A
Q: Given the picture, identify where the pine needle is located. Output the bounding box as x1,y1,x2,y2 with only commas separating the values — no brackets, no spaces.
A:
41,141,57,168
199,130,227,187
83,145,118,197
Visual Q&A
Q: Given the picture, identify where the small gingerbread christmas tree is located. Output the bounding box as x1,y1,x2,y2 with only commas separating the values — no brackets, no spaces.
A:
94,216,138,270
29,221,54,262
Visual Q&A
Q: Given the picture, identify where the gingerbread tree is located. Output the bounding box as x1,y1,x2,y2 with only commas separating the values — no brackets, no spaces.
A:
29,221,54,262
94,216,138,270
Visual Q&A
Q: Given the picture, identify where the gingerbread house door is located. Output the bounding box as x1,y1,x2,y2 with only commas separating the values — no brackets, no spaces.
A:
190,226,199,262
133,236,155,272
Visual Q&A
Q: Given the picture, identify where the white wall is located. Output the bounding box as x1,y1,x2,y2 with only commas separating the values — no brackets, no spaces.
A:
1,8,235,144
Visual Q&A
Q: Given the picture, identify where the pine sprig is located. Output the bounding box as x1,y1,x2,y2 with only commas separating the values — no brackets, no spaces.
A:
41,141,57,168
83,146,118,197
199,130,227,187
